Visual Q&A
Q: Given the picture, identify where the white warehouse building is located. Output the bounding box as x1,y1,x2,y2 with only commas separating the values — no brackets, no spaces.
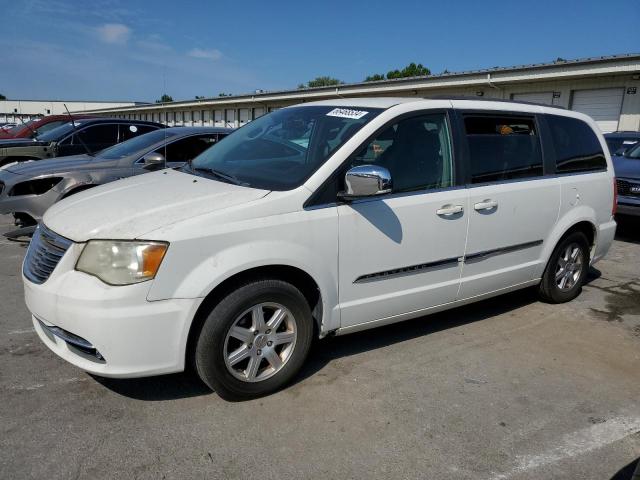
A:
0,99,142,124
82,54,640,133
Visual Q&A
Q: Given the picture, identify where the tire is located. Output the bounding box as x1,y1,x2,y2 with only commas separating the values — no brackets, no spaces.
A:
194,279,313,400
538,231,590,303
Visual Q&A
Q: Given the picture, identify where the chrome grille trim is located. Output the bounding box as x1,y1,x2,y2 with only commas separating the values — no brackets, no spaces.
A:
617,178,640,197
23,224,72,284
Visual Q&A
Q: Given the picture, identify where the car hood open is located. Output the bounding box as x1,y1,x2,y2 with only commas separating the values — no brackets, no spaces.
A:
43,169,270,242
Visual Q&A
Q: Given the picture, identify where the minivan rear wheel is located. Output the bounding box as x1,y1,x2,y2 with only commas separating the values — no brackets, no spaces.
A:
194,279,313,400
539,231,590,303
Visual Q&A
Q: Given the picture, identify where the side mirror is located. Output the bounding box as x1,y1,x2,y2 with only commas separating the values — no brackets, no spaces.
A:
143,152,165,168
339,165,392,200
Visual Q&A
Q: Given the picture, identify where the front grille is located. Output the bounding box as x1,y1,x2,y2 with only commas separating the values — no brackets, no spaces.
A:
23,224,72,284
617,178,640,197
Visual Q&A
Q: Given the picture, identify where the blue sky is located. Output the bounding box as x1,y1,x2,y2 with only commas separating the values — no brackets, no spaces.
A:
1,0,638,102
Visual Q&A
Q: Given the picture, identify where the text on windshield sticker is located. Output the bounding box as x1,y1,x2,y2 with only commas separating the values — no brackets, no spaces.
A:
326,108,368,120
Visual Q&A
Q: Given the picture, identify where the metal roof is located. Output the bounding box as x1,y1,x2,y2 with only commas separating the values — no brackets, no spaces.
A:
81,53,640,113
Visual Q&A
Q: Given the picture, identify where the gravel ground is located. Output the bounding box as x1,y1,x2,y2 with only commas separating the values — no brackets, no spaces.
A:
0,213,638,480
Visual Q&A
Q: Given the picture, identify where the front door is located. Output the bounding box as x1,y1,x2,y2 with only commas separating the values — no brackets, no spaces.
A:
338,112,469,329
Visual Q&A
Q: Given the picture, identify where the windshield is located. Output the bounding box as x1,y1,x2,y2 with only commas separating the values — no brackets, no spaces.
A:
191,106,382,190
625,143,640,159
607,137,639,156
36,120,91,142
98,129,179,159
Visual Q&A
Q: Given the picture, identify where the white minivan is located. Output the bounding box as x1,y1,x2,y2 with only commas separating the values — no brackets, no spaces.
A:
23,98,617,400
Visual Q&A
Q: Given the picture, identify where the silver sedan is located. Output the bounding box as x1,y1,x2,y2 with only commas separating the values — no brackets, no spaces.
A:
0,126,232,229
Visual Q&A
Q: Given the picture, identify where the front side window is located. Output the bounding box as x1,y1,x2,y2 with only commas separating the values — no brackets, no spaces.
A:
465,115,543,183
547,115,606,173
191,106,383,190
154,135,218,162
98,129,179,159
348,113,453,192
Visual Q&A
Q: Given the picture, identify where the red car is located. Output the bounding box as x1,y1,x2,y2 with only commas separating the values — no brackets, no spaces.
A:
0,115,96,139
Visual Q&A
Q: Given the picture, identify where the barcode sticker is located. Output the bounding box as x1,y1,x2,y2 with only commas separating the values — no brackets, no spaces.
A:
326,108,369,120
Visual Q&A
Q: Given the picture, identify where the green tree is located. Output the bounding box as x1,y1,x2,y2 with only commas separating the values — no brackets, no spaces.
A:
0,93,6,100
218,93,232,97
155,94,173,103
302,76,343,88
387,63,430,79
195,95,205,99
364,74,385,82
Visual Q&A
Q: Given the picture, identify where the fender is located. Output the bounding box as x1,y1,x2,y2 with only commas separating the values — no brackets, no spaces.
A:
535,204,597,278
148,239,341,334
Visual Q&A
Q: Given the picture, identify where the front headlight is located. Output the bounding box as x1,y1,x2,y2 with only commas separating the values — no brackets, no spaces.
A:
76,240,168,285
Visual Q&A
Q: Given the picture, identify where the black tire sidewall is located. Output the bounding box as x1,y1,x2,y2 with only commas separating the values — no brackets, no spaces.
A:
541,232,590,303
195,280,313,400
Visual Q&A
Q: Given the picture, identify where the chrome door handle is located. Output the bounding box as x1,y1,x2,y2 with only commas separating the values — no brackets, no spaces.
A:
474,199,498,211
436,204,464,216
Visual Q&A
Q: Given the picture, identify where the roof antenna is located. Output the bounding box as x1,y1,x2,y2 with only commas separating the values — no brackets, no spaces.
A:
64,103,94,156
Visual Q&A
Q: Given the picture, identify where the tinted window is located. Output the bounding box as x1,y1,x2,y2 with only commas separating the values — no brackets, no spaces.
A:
605,137,638,156
98,129,179,159
77,124,118,145
349,113,453,192
465,115,543,183
120,124,158,142
547,115,606,173
155,135,218,162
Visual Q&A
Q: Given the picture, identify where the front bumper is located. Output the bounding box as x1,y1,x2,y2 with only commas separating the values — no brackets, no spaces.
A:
617,194,640,216
24,242,203,378
0,171,62,222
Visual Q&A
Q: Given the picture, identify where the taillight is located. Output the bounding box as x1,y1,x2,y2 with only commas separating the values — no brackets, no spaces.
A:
612,177,618,216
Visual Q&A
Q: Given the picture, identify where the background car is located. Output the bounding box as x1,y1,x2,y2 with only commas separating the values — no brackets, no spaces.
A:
0,123,18,131
604,131,640,156
613,141,640,216
0,115,95,139
0,126,232,229
0,117,164,167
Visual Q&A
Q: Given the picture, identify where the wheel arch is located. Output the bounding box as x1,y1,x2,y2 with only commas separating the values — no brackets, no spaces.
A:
185,264,325,369
537,207,598,278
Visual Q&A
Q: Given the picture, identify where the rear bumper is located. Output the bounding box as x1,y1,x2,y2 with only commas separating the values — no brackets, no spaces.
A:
617,195,640,216
592,219,617,265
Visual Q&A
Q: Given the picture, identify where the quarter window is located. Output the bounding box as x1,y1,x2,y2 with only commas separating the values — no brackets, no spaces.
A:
350,113,453,193
464,115,543,183
546,115,607,173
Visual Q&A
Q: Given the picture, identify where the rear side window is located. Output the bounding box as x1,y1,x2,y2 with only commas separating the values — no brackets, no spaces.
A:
546,115,606,173
119,124,158,141
464,115,543,183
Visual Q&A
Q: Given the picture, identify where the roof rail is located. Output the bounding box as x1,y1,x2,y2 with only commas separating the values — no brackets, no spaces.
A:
425,95,567,110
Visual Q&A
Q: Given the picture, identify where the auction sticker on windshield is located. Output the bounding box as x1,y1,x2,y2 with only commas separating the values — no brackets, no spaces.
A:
326,108,369,119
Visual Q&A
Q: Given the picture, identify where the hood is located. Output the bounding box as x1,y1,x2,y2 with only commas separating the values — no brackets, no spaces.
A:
4,154,94,175
0,138,49,148
612,155,640,180
43,169,270,242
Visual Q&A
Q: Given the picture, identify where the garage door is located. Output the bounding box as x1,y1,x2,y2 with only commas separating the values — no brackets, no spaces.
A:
570,88,624,133
512,92,554,105
239,108,250,126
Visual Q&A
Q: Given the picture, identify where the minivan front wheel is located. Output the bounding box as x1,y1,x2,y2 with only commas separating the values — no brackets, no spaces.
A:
194,279,313,400
539,231,590,303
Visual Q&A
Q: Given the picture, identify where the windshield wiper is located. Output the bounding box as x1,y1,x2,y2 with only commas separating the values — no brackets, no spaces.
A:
193,167,247,186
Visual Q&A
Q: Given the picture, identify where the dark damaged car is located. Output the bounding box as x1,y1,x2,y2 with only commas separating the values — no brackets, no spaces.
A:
0,126,232,227
0,118,164,167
